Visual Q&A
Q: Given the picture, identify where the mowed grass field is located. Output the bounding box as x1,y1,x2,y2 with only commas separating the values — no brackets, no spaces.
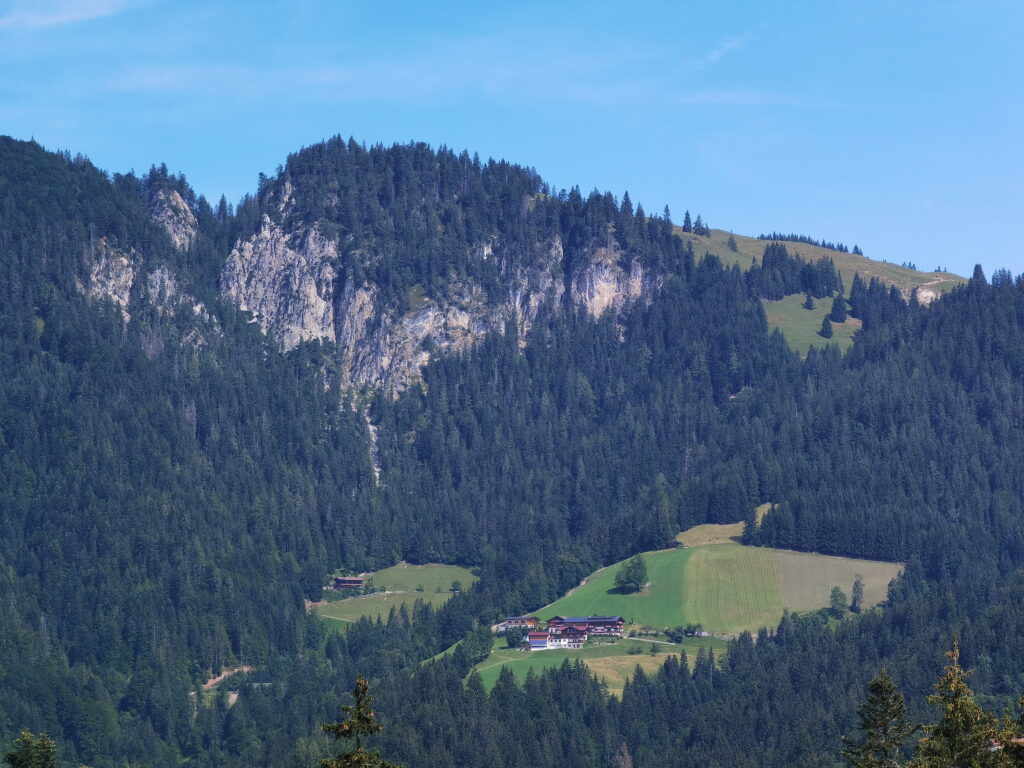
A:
369,562,477,593
313,563,478,625
538,547,696,628
763,294,862,356
472,637,728,696
317,590,456,624
773,550,901,611
538,539,901,635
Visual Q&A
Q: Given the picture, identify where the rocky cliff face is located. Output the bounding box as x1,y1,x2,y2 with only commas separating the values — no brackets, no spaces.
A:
86,239,137,320
220,219,659,394
149,189,198,251
221,216,338,350
83,238,216,351
569,242,660,319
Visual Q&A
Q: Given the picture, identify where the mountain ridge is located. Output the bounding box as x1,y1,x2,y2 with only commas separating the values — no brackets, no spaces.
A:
127,136,965,393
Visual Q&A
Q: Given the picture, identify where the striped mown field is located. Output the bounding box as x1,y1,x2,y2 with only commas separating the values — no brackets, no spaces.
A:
468,523,901,696
538,535,901,635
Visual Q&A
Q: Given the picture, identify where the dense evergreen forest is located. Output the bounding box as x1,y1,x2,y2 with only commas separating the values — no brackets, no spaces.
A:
2,135,1024,767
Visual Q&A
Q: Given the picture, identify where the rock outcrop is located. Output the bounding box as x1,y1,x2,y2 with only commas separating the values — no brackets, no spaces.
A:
569,242,659,319
86,239,137,320
82,239,216,352
220,219,660,393
221,216,338,350
150,189,197,251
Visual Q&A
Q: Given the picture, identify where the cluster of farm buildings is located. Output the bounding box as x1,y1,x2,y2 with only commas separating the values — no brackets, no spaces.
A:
495,615,625,651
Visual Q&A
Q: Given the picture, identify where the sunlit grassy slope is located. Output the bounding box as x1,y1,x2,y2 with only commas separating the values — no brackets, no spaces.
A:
680,228,964,297
763,294,862,355
468,514,901,696
674,227,964,355
313,563,478,625
472,637,728,696
537,536,901,635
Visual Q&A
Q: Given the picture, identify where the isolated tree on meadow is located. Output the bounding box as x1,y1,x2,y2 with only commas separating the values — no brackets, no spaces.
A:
727,233,738,252
803,293,816,310
851,575,865,613
841,669,914,768
830,586,848,618
615,554,648,593
682,210,692,233
820,316,834,339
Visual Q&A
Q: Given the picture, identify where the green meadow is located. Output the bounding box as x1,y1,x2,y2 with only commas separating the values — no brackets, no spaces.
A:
673,228,964,356
680,228,964,297
538,539,901,635
762,294,862,355
458,516,902,696
472,636,728,696
313,563,478,625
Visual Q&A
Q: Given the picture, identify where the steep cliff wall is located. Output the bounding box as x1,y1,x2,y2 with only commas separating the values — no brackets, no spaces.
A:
86,239,137,320
220,218,660,393
221,216,338,350
568,242,661,319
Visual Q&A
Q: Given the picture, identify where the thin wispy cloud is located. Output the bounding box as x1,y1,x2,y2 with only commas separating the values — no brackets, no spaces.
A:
671,89,782,107
0,0,142,30
702,36,748,67
95,27,729,113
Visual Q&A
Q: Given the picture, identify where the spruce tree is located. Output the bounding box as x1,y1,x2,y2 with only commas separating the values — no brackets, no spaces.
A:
3,732,57,768
321,677,401,768
830,294,848,323
803,293,816,310
841,669,914,768
820,316,834,338
849,273,867,317
851,575,865,613
682,210,692,233
914,642,1002,768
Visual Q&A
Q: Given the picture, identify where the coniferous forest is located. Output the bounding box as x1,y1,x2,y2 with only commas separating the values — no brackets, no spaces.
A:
3,135,1024,767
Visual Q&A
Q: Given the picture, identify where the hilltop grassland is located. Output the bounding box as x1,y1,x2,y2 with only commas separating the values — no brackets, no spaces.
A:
679,228,964,299
672,228,962,355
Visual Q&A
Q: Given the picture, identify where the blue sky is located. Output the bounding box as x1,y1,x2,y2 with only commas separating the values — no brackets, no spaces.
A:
2,0,1021,276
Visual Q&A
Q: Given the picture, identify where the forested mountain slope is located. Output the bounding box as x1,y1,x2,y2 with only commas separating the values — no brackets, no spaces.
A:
1,134,1022,767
